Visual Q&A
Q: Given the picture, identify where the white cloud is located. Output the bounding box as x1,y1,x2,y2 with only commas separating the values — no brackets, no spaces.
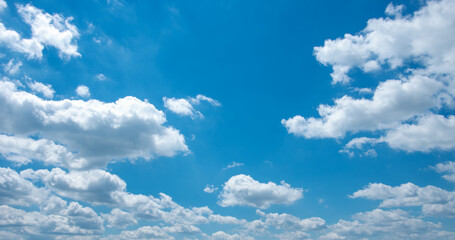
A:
28,81,55,98
162,224,201,234
0,0,6,11
189,94,221,106
284,0,455,154
0,167,49,206
208,214,246,225
96,73,107,81
163,94,220,119
76,85,90,98
204,184,218,193
256,209,326,231
324,209,445,240
0,80,188,169
276,231,310,240
208,231,254,240
116,226,174,240
17,4,80,59
282,75,443,139
163,97,201,118
0,4,79,59
314,0,455,84
102,208,137,229
3,59,22,75
225,161,244,169
381,114,455,152
433,161,455,183
0,134,88,168
218,174,303,209
350,182,455,217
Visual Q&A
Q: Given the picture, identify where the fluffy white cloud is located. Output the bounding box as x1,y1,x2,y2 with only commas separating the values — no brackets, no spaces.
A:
433,161,455,183
351,182,455,217
163,97,201,118
28,81,55,98
76,85,90,98
314,0,455,84
103,208,137,229
116,226,174,240
382,114,455,152
284,0,455,154
0,4,79,59
208,214,246,225
256,209,326,231
325,209,444,240
204,184,218,193
207,231,254,240
218,174,303,209
17,4,80,59
3,59,22,75
0,204,104,237
276,231,310,240
0,134,88,168
0,80,188,169
0,167,49,206
282,75,443,139
163,94,220,118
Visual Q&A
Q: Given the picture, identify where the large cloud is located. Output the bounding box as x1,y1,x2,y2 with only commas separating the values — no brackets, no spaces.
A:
0,80,188,169
218,174,303,209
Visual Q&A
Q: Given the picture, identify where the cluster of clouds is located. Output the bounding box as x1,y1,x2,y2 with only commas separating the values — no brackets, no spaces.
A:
1,0,455,239
282,0,455,156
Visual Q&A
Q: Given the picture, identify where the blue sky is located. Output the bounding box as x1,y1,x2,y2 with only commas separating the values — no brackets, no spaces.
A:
1,0,455,239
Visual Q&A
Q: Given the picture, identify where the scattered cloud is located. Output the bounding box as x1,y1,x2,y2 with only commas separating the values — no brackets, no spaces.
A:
433,161,455,183
3,59,22,75
163,94,220,119
224,161,244,169
218,174,303,209
204,184,218,193
76,84,90,98
96,73,107,81
28,81,55,98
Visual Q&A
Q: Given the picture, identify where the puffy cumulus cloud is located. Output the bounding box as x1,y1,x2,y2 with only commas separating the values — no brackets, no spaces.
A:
76,85,90,98
433,161,455,183
218,174,303,209
0,134,88,168
207,231,255,240
208,214,246,225
204,184,218,193
324,209,447,240
351,182,455,217
163,97,201,118
381,114,455,152
28,81,55,98
256,210,326,231
0,4,79,59
0,80,188,169
0,205,103,237
276,231,310,240
114,226,174,240
0,167,50,206
17,4,80,59
162,224,201,234
282,75,443,139
102,208,137,229
20,168,214,226
3,59,22,75
314,0,455,84
21,168,127,205
163,94,220,119
284,0,455,154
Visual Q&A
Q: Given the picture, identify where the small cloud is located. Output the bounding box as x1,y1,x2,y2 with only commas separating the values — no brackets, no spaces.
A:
95,73,107,81
3,59,22,75
28,81,55,98
204,184,218,193
318,198,324,204
224,161,244,170
76,85,90,98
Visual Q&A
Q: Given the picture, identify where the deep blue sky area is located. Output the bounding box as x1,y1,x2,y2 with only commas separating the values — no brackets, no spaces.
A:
1,0,455,239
